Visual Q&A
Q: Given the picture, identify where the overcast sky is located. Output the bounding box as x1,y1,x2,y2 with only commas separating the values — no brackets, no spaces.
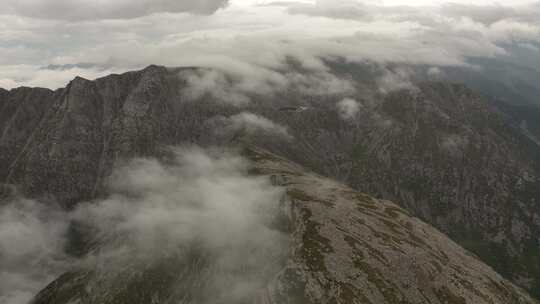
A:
0,0,539,89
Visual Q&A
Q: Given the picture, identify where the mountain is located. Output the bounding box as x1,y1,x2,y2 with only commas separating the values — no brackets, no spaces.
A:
1,65,539,301
32,147,538,304
435,58,540,107
489,100,540,148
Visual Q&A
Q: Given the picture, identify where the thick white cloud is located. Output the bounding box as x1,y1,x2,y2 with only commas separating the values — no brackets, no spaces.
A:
0,0,229,20
377,68,418,94
337,98,361,120
0,199,70,304
0,147,287,304
0,0,538,89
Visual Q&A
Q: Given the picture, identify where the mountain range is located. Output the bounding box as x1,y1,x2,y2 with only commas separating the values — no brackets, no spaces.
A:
1,64,539,303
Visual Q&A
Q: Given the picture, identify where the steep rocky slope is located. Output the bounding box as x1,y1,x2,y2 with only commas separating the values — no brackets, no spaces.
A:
1,65,539,297
254,83,540,296
32,147,538,304
490,101,540,148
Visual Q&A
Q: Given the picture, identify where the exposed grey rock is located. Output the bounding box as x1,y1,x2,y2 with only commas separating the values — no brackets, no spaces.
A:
32,147,539,304
1,65,539,298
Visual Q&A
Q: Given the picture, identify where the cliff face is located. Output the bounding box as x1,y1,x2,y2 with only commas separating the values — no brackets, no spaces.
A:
0,87,58,188
1,65,539,298
33,147,538,304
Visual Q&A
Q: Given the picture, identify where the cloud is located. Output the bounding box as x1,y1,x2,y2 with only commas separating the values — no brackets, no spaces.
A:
0,0,539,90
285,1,540,61
287,0,372,20
0,0,229,20
440,3,515,25
181,69,254,105
205,112,292,144
0,199,71,304
224,112,292,138
179,67,353,105
440,2,540,25
337,98,361,120
286,71,355,96
427,66,444,79
0,78,18,89
0,147,288,303
441,134,468,156
377,68,418,94
288,0,540,26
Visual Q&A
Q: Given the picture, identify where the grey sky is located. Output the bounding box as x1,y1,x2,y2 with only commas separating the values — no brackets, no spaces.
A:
0,0,538,89
0,0,229,19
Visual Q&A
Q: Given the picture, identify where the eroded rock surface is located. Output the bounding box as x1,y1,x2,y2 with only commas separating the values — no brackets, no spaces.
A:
32,147,538,304
1,65,539,296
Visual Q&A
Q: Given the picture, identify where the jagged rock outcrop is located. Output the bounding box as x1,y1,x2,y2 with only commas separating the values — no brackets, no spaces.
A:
32,147,538,304
1,65,539,297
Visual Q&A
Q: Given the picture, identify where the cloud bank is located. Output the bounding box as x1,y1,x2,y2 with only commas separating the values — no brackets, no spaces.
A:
0,0,229,20
0,0,538,92
180,68,353,105
0,147,287,304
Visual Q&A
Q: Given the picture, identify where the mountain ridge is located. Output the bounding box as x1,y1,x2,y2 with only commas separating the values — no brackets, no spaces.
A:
1,65,539,300
30,146,540,304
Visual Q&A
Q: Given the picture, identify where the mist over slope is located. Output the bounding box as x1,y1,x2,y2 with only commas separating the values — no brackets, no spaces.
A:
1,147,288,304
1,0,540,302
25,147,540,304
0,64,539,302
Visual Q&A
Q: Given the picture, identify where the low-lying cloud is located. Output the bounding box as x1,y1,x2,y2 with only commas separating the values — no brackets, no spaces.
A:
2,1,539,89
0,147,288,304
377,68,418,94
224,112,291,138
337,98,361,120
180,67,354,105
0,199,70,304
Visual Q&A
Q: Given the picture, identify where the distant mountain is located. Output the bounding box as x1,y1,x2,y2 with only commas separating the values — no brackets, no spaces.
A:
490,100,540,148
1,65,539,301
388,55,539,109
439,57,540,107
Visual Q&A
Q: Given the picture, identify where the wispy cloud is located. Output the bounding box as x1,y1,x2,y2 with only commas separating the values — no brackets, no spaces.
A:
337,98,361,120
0,147,288,303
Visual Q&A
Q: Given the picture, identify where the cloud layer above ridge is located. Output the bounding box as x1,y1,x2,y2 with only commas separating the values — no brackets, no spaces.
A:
0,0,539,89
